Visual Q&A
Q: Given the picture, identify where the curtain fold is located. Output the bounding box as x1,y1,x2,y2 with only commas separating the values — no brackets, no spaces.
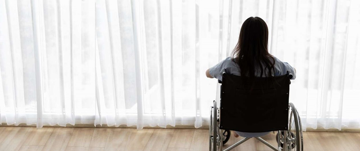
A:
0,0,360,130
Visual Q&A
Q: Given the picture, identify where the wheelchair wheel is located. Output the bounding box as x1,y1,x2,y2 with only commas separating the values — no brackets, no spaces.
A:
209,102,217,151
209,101,221,151
278,103,303,151
222,129,231,145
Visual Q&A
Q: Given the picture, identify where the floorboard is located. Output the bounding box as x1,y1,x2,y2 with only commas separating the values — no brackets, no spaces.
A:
0,127,358,151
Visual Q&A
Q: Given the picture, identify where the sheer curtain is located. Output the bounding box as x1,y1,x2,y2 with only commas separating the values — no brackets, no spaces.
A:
0,0,360,130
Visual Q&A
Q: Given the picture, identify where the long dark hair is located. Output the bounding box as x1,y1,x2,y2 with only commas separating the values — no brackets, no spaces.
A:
232,17,275,78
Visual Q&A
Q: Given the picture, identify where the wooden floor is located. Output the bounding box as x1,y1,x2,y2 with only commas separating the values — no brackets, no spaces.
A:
0,127,359,151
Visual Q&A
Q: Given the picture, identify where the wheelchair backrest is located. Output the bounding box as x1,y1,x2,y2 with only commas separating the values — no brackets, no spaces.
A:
219,73,291,132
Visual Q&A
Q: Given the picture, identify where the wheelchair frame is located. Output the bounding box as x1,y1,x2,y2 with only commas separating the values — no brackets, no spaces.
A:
209,73,303,151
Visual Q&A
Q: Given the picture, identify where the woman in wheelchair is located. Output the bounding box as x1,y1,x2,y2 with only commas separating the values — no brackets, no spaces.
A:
206,17,301,151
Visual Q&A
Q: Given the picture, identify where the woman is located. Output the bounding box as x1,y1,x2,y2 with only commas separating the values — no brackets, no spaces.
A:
206,17,296,138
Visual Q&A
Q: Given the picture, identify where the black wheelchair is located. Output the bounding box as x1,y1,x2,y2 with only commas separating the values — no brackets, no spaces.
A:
209,73,303,151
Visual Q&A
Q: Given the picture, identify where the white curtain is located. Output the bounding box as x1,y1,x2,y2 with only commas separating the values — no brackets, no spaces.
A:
0,0,360,130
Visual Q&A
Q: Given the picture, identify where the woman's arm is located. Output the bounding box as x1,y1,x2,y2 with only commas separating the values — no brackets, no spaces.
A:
206,69,213,78
206,57,230,79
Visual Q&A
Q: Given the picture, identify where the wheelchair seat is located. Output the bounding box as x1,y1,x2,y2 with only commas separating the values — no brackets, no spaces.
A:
209,73,303,151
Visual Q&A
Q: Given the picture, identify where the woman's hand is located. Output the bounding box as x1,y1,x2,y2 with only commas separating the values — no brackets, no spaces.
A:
206,69,213,78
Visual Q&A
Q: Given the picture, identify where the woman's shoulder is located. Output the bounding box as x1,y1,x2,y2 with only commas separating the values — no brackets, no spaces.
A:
223,57,237,63
271,56,296,79
272,56,289,66
224,57,233,61
223,57,238,66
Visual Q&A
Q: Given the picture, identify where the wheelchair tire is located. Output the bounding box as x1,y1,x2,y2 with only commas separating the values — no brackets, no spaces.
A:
222,130,231,145
287,103,304,151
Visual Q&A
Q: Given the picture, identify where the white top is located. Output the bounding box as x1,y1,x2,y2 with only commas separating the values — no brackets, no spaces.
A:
209,57,296,81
